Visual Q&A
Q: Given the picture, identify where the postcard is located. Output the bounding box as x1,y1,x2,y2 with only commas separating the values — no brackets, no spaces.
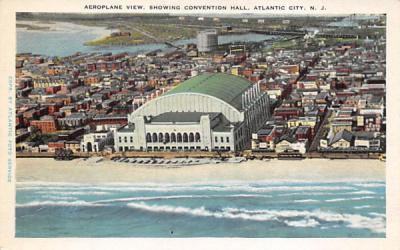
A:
0,0,399,249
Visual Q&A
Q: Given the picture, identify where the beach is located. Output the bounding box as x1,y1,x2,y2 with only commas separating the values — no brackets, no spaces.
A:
16,158,385,184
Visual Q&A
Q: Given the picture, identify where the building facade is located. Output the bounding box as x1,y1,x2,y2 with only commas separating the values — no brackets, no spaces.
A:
114,73,270,152
197,30,218,53
81,130,114,152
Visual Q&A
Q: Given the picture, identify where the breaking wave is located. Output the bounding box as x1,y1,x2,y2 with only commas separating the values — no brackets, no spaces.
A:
18,185,357,193
353,183,385,188
35,191,111,196
127,202,385,234
325,196,376,202
293,199,319,203
94,194,269,204
16,200,103,207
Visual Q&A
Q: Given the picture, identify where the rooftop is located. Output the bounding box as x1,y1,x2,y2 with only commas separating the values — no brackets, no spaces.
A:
163,73,252,110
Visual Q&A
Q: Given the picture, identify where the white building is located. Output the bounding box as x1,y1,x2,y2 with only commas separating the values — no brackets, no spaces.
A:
197,29,218,53
114,73,270,152
81,130,114,152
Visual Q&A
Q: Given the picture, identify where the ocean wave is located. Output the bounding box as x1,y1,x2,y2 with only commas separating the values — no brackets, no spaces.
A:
278,190,377,197
353,183,386,188
293,199,319,203
17,185,357,193
346,190,376,195
94,194,269,204
40,196,78,200
127,202,385,233
16,200,104,208
277,192,342,197
284,219,320,227
354,205,372,209
325,196,376,202
369,212,386,218
222,207,386,234
35,191,111,196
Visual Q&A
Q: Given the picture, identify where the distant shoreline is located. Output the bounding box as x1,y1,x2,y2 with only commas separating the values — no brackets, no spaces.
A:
16,158,385,184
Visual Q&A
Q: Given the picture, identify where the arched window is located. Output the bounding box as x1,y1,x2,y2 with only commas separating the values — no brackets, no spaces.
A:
164,133,170,143
152,133,157,142
177,133,182,142
183,133,188,142
189,133,194,142
171,133,176,142
158,133,163,143
195,132,201,142
146,133,152,142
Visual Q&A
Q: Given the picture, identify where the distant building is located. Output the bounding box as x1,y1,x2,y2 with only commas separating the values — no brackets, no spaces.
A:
58,112,88,128
329,129,354,148
197,30,218,53
30,115,58,133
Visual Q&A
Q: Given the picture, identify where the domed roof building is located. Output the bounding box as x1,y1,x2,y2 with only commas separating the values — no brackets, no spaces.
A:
114,73,270,152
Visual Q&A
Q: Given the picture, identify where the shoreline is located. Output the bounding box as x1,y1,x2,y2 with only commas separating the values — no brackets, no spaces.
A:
16,158,385,184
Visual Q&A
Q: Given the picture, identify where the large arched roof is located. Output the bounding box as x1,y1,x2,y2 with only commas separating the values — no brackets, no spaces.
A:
163,73,251,109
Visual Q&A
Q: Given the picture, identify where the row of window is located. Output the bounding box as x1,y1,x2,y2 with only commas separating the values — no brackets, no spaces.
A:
148,146,202,151
214,136,230,143
118,146,232,152
118,133,203,144
118,146,203,152
146,132,201,143
119,136,133,143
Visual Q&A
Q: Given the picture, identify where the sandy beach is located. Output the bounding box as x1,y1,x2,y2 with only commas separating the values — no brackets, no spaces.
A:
16,158,385,184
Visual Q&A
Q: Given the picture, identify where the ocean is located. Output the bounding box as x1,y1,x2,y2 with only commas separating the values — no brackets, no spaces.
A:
16,181,385,237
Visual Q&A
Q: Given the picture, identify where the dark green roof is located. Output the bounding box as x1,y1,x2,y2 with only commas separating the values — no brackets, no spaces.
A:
164,73,251,109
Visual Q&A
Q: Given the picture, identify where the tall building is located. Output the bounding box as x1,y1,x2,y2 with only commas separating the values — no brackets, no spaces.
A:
114,73,270,152
197,29,218,53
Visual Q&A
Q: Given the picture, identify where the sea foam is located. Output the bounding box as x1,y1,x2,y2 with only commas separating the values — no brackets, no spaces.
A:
127,202,386,234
